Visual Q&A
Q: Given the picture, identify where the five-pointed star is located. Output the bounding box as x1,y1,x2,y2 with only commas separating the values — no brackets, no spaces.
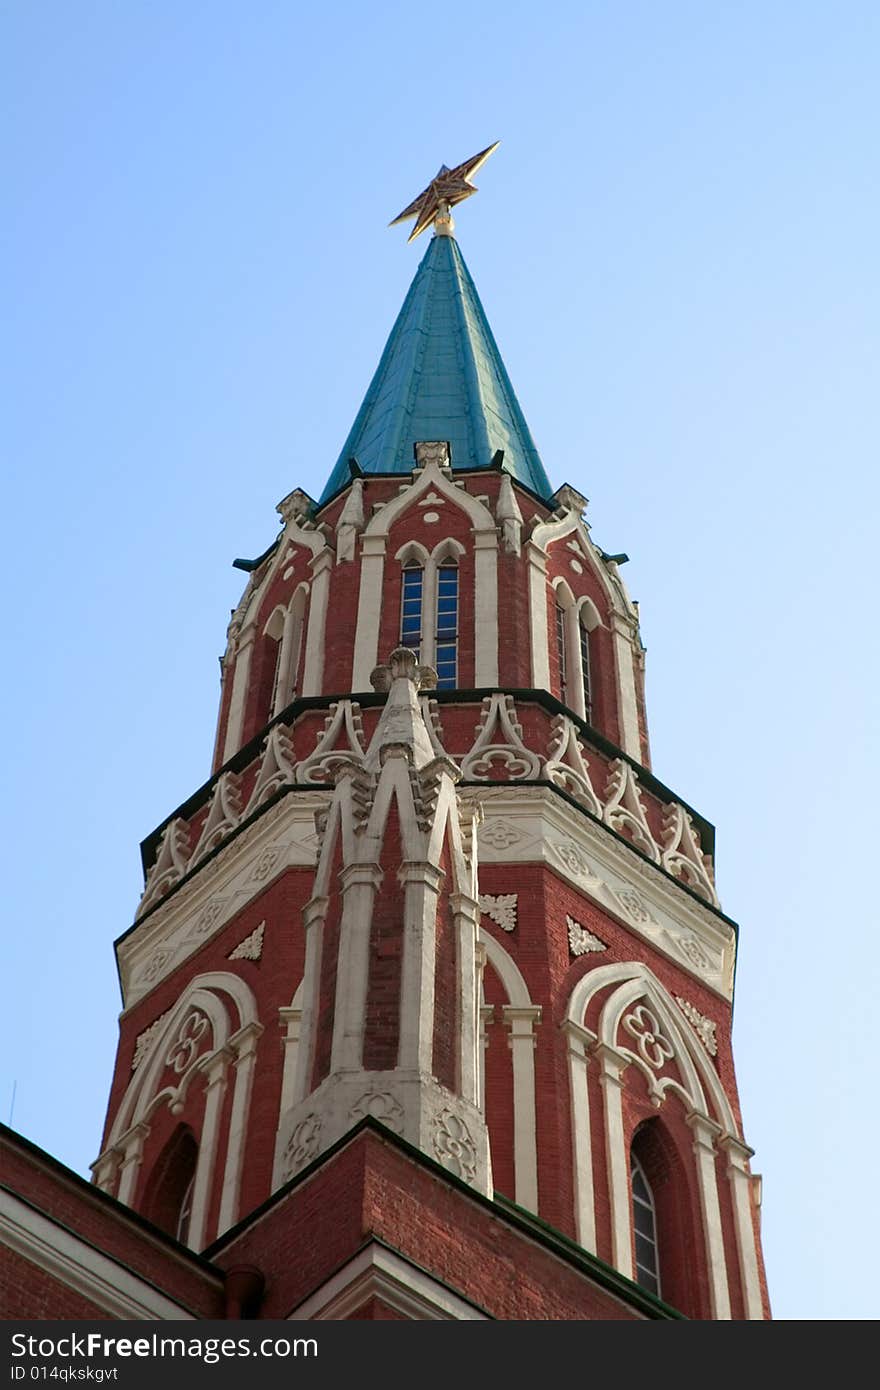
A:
389,141,500,242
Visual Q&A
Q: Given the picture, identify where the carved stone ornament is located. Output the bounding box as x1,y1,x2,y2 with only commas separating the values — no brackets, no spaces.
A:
678,934,712,974
248,846,282,884
552,840,592,878
297,699,367,784
603,760,660,862
544,715,602,817
661,804,719,907
622,1004,674,1071
246,723,298,813
349,1090,405,1134
675,996,718,1057
228,921,265,962
187,896,232,942
479,818,522,850
131,1010,171,1071
281,1114,322,1180
461,693,543,780
479,893,517,932
616,888,650,923
165,1010,210,1076
567,916,607,957
432,1108,477,1182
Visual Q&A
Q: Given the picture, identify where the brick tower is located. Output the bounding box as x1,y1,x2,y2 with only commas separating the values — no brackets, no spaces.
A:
10,152,769,1320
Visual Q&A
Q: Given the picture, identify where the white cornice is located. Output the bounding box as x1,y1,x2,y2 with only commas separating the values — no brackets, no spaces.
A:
118,791,330,1012
475,784,736,999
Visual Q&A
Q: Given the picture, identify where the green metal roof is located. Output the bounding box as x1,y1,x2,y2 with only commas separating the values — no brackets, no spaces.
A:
319,234,554,504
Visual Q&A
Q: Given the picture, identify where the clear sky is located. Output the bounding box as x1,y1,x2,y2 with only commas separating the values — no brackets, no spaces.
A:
3,1,877,1320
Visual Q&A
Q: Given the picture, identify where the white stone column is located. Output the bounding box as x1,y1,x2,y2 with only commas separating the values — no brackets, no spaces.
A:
688,1111,731,1320
291,895,327,1105
221,623,256,763
217,1022,264,1234
396,860,444,1073
609,611,641,758
277,1006,303,1115
330,863,384,1072
352,536,386,689
595,1041,632,1277
188,1050,230,1251
478,1000,493,1115
451,890,481,1107
114,1122,150,1208
565,603,587,720
720,1134,765,1320
502,1004,542,1213
302,548,333,696
563,1021,597,1253
473,531,499,686
526,541,551,690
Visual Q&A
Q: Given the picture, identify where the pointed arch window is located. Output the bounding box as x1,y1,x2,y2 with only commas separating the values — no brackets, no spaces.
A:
579,617,592,723
143,1126,199,1245
631,1152,661,1296
435,562,458,689
555,603,568,705
400,560,424,660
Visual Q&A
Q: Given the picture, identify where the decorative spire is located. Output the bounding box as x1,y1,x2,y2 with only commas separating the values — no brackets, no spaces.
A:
389,142,500,242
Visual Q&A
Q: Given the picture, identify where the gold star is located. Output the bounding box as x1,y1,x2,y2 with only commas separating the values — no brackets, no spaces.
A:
389,141,500,242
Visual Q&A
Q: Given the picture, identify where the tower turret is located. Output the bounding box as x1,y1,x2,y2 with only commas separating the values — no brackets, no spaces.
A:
86,153,769,1320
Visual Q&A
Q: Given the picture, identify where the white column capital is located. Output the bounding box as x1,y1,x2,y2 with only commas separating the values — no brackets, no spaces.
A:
397,860,445,892
718,1132,755,1169
339,862,384,892
302,894,329,929
228,1020,264,1064
309,546,334,577
687,1110,723,1151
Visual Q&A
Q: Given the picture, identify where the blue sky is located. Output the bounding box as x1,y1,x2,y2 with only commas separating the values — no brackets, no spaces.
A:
3,1,877,1319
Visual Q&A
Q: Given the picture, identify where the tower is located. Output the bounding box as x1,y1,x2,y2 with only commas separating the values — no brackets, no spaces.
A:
7,150,770,1320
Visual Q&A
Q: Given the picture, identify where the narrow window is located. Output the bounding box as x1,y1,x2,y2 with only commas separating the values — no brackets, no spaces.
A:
579,619,592,722
400,562,424,659
435,564,458,689
175,1171,196,1244
555,603,568,703
631,1153,661,1295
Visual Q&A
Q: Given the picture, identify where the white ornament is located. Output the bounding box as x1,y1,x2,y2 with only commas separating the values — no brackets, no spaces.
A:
479,893,517,932
228,921,265,962
622,1004,674,1070
165,1010,209,1076
567,916,607,957
131,1010,171,1071
674,996,718,1057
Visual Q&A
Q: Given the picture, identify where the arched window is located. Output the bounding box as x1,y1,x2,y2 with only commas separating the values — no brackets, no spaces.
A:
271,588,307,716
143,1126,199,1245
400,560,424,659
631,1151,660,1296
555,603,568,704
435,562,458,689
579,615,592,723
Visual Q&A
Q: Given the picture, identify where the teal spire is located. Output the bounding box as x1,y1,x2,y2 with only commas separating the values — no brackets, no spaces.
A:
319,234,554,504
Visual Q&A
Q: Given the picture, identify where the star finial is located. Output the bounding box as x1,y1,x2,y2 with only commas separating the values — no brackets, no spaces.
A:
389,141,500,243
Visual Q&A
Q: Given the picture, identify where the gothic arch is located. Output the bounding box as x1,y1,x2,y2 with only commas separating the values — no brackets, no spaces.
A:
351,455,498,688
99,972,261,1250
564,961,750,1319
478,929,540,1212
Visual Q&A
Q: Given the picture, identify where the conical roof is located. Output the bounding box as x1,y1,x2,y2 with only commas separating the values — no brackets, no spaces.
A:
319,234,553,503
